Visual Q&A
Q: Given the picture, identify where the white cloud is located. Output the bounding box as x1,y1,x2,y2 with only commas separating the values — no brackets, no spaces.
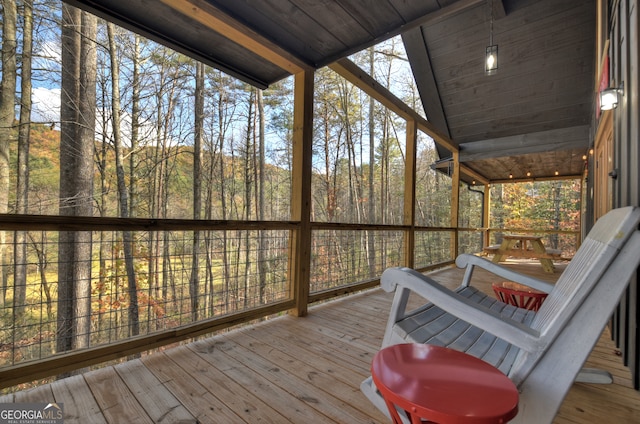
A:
32,86,61,126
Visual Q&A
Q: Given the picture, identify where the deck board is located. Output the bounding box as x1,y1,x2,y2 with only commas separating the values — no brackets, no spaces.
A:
83,366,154,424
115,359,195,423
142,352,245,423
50,375,107,424
3,259,640,423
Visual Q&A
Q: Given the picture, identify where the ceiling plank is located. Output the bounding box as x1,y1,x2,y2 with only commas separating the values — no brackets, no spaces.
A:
459,125,590,162
329,58,458,153
159,0,312,74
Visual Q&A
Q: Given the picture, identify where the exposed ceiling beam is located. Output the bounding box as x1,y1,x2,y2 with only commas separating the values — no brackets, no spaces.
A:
160,0,312,75
329,58,458,153
402,28,450,138
493,0,506,19
319,0,484,68
491,174,583,185
402,27,453,166
458,126,590,162
418,0,486,25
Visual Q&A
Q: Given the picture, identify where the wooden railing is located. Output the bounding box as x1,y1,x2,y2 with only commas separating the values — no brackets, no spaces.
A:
0,214,457,390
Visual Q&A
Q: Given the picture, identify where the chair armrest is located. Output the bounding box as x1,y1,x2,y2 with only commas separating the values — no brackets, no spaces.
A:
381,267,544,352
456,254,555,293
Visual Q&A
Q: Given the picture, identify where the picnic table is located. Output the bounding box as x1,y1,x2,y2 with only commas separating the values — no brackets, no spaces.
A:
484,234,561,273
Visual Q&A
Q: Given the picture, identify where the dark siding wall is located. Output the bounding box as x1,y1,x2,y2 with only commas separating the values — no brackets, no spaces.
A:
606,0,640,389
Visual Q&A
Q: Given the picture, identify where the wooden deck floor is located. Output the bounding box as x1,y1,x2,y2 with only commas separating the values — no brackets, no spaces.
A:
2,260,640,423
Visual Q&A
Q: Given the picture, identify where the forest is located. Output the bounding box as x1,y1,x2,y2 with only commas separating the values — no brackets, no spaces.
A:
0,0,581,389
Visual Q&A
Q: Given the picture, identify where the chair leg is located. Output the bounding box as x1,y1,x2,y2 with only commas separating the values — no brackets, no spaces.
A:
575,368,613,384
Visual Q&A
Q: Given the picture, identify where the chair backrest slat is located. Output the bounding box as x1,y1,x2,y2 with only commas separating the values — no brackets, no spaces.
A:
531,239,612,332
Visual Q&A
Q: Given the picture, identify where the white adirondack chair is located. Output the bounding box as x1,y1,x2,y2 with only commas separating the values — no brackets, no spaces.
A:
361,206,640,423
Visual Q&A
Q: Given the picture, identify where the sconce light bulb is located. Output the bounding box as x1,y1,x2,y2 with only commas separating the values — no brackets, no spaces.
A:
487,54,496,69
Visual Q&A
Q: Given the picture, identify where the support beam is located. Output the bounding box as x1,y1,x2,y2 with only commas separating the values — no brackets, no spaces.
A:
483,183,491,248
160,0,311,75
289,71,314,317
404,120,418,269
459,126,590,162
451,151,461,258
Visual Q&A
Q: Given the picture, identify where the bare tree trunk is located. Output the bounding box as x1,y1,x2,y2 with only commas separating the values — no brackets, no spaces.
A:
190,62,204,321
108,22,139,337
257,89,267,303
73,11,97,350
129,34,141,218
0,0,18,308
150,65,166,307
204,87,220,315
14,0,33,320
57,3,81,356
242,89,254,308
96,75,109,335
367,47,376,274
56,6,97,360
218,81,230,312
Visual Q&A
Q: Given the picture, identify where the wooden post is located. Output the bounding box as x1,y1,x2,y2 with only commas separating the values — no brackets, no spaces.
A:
483,183,491,247
404,120,418,268
451,151,460,259
289,70,314,317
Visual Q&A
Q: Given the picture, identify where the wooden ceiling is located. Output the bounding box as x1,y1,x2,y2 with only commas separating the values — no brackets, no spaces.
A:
64,0,596,184
406,0,595,183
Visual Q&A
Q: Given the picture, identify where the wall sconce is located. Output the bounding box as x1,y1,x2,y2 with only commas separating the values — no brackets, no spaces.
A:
600,84,623,110
486,45,498,75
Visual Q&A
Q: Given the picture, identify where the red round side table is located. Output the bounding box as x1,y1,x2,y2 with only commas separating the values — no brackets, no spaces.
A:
492,281,548,311
371,343,519,424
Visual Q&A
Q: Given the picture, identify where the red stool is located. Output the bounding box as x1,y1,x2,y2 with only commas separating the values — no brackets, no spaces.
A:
492,281,548,311
371,343,519,424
